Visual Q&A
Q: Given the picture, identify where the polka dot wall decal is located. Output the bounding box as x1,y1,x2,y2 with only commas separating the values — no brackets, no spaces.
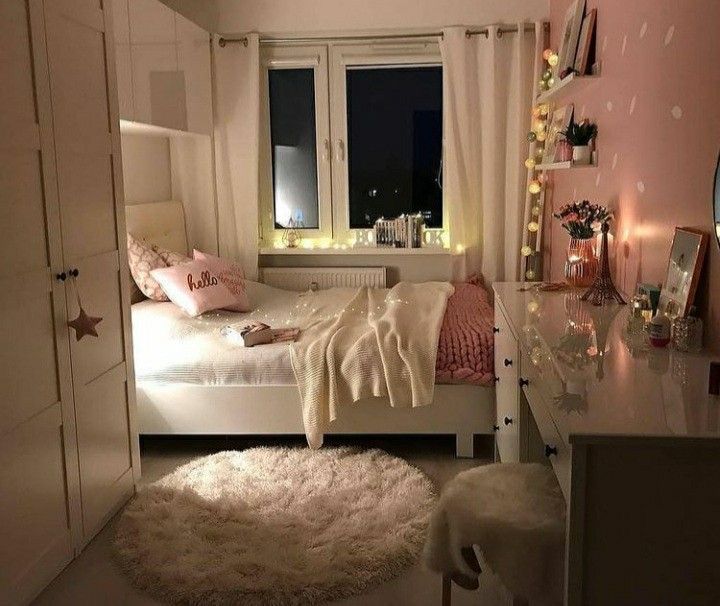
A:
639,22,648,38
664,25,675,46
606,101,613,112
637,181,645,193
621,34,628,55
612,153,618,170
671,105,683,119
629,95,637,115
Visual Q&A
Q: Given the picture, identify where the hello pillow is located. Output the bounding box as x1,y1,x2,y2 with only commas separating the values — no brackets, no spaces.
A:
193,249,251,312
150,260,238,317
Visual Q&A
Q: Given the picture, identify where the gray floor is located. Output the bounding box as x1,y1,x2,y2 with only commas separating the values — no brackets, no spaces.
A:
35,436,511,606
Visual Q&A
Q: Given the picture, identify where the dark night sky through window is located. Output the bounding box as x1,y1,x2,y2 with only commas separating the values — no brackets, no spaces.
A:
346,66,443,228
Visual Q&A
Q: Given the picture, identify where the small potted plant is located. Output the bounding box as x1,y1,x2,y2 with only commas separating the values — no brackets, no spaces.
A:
561,119,598,165
553,201,611,287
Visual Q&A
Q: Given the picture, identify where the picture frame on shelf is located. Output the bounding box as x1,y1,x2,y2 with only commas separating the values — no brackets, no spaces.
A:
558,0,586,77
543,104,574,165
574,8,597,75
658,227,709,318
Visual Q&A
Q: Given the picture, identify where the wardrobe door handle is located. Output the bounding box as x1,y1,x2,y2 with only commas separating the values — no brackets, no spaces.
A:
545,444,558,458
56,272,67,281
504,416,513,426
492,327,500,334
69,268,79,277
322,139,330,162
519,378,530,387
504,358,513,367
493,424,500,432
336,139,345,161
493,376,500,384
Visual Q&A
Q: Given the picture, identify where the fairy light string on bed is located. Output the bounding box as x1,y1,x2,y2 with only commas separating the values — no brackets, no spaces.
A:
521,48,558,281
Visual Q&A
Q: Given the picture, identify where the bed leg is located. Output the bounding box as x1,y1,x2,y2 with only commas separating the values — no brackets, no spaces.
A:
455,432,474,458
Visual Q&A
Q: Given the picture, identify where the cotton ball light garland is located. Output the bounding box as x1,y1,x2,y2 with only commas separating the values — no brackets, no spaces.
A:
527,221,539,233
528,181,542,194
521,245,534,257
525,158,536,169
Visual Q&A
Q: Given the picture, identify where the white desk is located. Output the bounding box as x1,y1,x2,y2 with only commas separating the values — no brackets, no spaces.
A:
492,283,720,606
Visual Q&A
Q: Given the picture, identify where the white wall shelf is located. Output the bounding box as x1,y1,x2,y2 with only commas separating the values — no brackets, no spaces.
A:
536,159,597,171
536,64,601,105
259,247,453,256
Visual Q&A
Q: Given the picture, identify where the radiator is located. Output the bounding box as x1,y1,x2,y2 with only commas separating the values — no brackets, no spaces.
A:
261,267,386,291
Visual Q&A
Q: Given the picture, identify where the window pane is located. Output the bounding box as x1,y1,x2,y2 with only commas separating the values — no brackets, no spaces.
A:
347,66,442,229
268,68,319,229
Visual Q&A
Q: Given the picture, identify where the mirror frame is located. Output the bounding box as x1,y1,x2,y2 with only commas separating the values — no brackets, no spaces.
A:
714,149,720,250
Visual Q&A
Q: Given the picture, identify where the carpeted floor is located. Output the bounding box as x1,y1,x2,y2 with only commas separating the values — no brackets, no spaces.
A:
35,435,513,606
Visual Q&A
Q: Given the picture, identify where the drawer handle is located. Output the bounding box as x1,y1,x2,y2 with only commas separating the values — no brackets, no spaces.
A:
504,358,513,367
545,444,558,457
493,376,500,384
493,424,500,432
69,268,79,278
504,416,513,426
493,327,500,334
56,271,67,282
519,377,530,387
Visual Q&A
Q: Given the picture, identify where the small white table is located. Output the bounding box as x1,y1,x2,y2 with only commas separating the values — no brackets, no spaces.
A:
492,282,720,606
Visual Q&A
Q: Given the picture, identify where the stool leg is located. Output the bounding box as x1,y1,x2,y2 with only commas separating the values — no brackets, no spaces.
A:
442,574,452,606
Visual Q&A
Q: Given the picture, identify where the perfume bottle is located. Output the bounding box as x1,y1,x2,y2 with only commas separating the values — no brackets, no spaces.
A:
671,311,703,352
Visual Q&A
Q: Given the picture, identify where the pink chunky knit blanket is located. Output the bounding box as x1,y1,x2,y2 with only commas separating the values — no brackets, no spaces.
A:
435,281,495,386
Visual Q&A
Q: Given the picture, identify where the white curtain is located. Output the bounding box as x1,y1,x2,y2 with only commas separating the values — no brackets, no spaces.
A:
441,23,543,283
213,33,260,280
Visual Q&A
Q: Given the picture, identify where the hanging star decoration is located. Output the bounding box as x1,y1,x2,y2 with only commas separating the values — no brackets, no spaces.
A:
66,270,103,341
68,306,102,341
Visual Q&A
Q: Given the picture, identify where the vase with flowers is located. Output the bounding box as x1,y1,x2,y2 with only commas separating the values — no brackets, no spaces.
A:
553,201,610,287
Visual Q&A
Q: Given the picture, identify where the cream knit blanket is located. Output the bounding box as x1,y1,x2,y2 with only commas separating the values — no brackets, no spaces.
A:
291,281,454,448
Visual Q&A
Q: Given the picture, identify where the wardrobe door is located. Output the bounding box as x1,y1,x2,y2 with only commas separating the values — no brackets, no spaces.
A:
0,0,80,602
43,0,140,544
176,12,212,135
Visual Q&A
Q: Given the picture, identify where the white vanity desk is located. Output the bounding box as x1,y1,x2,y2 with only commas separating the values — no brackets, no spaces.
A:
492,282,720,606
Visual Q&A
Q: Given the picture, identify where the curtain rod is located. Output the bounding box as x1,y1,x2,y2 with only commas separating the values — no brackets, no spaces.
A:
217,23,549,47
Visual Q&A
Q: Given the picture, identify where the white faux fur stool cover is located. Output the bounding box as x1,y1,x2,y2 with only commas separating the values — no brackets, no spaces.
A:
423,463,566,605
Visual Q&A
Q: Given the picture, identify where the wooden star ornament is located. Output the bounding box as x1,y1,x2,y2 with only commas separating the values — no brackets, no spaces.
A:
68,307,103,341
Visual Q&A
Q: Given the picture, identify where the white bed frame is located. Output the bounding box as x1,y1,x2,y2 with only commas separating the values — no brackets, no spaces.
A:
126,201,496,457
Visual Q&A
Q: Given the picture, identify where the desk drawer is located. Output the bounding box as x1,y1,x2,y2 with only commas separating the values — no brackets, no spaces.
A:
520,354,570,500
494,302,519,462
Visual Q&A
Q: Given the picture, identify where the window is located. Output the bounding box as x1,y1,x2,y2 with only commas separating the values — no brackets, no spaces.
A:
346,66,443,228
260,41,443,246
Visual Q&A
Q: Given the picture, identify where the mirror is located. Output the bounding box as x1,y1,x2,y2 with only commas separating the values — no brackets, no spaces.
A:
658,228,709,318
714,151,720,249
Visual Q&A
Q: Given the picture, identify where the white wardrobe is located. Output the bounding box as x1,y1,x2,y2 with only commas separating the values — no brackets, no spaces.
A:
0,0,139,603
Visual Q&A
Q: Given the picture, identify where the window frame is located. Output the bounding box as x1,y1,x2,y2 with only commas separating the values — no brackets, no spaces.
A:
259,40,445,247
329,41,445,244
259,45,333,245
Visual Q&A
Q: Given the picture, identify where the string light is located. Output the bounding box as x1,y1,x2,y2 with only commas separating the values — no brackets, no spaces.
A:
528,180,542,194
526,269,536,279
542,48,554,61
536,130,547,142
525,158,536,169
547,53,559,67
527,221,539,232
531,206,541,216
521,245,533,257
532,106,542,118
539,104,550,116
527,131,537,142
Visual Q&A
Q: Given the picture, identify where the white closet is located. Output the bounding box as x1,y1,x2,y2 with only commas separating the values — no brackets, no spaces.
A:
0,0,139,603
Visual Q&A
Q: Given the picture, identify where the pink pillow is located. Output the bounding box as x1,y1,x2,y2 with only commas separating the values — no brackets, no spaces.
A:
127,233,169,302
193,249,251,312
150,261,238,317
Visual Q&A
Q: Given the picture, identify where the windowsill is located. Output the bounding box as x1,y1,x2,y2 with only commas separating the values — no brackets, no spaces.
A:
259,247,454,256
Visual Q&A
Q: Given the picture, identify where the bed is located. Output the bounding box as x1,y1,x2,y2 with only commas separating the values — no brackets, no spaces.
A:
126,201,496,457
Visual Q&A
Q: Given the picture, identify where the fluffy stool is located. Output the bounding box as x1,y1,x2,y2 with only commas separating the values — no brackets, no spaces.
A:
423,463,566,606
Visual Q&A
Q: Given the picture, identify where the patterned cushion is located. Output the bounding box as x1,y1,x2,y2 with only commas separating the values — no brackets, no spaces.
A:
193,249,251,312
127,233,168,302
151,243,191,267
150,260,238,317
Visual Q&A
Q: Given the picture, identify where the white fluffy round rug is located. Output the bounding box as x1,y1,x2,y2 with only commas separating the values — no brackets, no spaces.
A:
115,447,436,605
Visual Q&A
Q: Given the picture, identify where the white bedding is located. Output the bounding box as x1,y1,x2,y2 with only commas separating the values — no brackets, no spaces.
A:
132,281,308,386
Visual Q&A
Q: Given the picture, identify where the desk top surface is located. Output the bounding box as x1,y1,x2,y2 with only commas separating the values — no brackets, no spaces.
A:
493,282,720,441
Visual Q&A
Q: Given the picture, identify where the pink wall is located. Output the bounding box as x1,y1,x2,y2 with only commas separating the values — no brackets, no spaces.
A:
545,0,720,348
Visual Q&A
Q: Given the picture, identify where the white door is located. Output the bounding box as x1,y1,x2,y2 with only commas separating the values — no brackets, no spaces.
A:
43,0,140,545
0,0,80,602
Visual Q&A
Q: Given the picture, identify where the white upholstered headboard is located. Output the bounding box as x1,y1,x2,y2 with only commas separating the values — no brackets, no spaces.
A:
125,201,189,255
